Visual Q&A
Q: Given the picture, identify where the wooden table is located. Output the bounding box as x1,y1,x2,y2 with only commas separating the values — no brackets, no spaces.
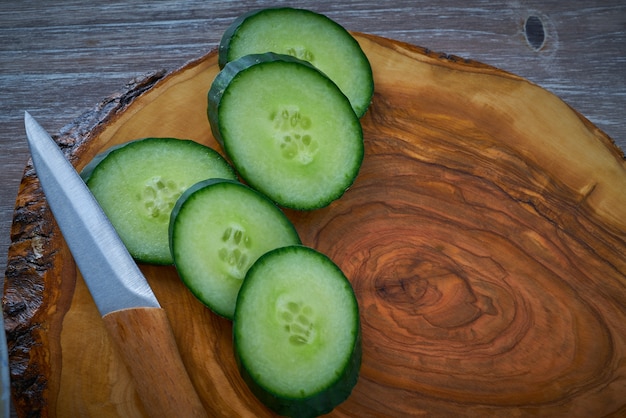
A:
1,1,625,416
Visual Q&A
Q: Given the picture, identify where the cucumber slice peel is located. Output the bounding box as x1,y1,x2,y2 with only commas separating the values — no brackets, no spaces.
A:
208,53,364,210
169,179,301,319
219,7,374,117
234,245,361,417
82,137,236,265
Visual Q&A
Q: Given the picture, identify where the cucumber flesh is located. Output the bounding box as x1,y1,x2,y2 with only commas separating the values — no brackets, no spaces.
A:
208,53,364,210
82,137,236,265
234,245,361,417
219,7,374,117
169,179,301,319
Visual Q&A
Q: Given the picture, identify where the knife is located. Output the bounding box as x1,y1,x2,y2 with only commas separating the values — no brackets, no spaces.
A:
24,112,208,418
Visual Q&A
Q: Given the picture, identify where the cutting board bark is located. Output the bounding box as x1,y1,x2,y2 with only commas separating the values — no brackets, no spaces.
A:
4,33,626,417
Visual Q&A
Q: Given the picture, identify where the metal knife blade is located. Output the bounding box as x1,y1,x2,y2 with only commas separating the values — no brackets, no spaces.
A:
24,111,160,315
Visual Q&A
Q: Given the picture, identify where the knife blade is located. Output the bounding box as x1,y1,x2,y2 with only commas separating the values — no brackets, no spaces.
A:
25,111,159,316
24,111,207,417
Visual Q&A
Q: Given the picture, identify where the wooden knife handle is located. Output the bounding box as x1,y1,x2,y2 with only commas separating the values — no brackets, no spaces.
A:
102,307,208,418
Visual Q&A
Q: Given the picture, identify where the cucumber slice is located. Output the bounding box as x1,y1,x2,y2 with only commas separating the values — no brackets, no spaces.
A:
219,7,374,117
234,245,361,417
208,53,364,210
169,179,301,319
82,137,236,265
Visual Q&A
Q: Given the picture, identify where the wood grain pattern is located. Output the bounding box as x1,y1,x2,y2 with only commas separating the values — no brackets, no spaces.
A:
3,31,626,417
102,308,207,418
2,1,626,303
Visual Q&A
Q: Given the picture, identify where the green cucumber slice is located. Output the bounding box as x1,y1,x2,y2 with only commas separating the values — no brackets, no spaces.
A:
169,179,301,319
234,245,361,417
82,137,236,265
219,7,374,117
208,53,364,210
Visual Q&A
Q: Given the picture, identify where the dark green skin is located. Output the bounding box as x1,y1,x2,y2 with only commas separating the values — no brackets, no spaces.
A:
207,52,364,210
168,177,302,271
80,137,235,183
217,7,259,69
216,7,373,118
207,52,323,150
80,139,135,182
235,327,362,418
218,7,343,69
81,138,237,265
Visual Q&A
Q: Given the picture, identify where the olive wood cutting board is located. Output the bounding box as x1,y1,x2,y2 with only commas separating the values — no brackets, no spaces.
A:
3,33,626,417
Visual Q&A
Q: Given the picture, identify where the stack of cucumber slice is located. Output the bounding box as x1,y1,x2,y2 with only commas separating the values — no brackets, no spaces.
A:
218,7,373,118
208,52,365,210
169,179,301,320
209,10,370,413
81,137,237,265
210,6,373,210
83,7,371,417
